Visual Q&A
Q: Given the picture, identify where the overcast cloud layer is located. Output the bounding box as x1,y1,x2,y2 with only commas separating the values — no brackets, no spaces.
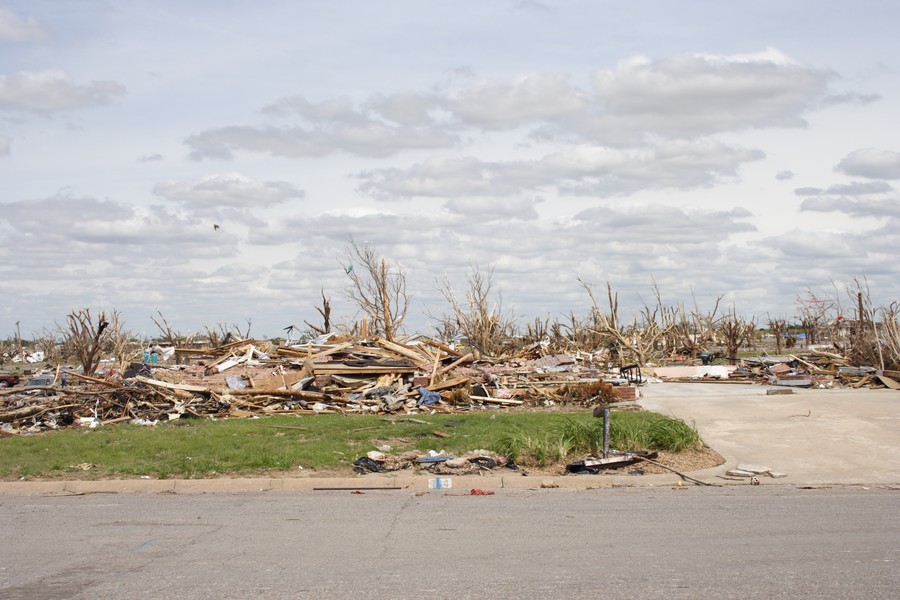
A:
1,1,899,338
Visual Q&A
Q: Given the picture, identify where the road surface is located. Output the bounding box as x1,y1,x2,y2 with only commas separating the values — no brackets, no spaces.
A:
1,486,897,599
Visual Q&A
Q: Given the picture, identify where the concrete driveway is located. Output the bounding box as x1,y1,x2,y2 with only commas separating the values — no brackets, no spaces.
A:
640,383,900,485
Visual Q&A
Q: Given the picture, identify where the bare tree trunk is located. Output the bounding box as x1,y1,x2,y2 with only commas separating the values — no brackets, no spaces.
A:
60,308,110,376
437,266,515,358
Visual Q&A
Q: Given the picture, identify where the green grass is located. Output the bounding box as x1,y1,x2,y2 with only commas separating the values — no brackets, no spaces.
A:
0,411,701,479
608,412,701,452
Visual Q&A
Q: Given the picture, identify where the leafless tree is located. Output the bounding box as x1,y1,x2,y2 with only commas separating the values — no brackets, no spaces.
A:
437,266,517,358
718,308,756,364
580,278,673,366
880,301,900,370
342,239,409,341
229,318,253,340
107,311,140,373
304,289,333,336
151,310,178,346
766,315,789,354
668,293,722,359
203,325,224,349
59,308,111,375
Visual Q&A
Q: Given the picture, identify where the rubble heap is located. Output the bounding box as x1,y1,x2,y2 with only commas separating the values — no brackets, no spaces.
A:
1,334,630,435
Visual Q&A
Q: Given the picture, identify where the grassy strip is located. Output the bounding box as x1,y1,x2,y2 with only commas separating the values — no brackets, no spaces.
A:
0,411,700,479
497,412,701,466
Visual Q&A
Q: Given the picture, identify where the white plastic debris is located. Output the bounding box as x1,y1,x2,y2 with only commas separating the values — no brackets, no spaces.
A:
78,416,101,429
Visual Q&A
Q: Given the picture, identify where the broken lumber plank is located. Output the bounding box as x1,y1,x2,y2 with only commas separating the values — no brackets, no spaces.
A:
875,374,900,390
852,375,872,389
437,353,474,376
428,376,471,392
309,342,355,360
133,376,209,393
0,401,73,422
228,389,327,400
788,354,827,374
468,395,524,405
421,338,463,357
428,350,441,387
374,337,432,367
312,364,416,375
174,347,221,356
65,371,122,388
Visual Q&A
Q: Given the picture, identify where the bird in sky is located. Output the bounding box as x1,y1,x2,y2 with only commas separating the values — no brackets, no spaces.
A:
213,224,220,231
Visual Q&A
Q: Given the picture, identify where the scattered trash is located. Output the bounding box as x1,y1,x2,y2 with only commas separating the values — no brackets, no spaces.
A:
428,477,452,489
565,451,658,474
353,457,385,473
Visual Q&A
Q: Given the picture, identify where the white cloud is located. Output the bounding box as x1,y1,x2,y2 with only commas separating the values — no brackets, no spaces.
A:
358,139,764,200
794,181,893,196
365,92,443,127
0,69,125,114
584,48,831,142
835,148,900,180
357,156,523,199
444,196,541,221
0,8,48,42
800,196,900,219
574,204,755,243
187,94,458,159
0,135,9,156
446,73,589,129
182,48,864,173
153,173,305,210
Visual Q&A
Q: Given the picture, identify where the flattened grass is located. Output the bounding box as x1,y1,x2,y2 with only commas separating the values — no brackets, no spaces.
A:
0,410,701,479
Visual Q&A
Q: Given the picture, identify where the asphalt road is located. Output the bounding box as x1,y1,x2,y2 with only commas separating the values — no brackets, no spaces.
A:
2,486,897,599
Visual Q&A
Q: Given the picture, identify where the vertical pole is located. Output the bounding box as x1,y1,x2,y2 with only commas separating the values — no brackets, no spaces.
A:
15,321,24,362
602,407,610,459
858,292,865,325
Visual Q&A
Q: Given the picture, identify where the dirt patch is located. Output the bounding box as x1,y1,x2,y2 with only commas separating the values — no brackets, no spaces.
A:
508,445,725,478
626,446,724,474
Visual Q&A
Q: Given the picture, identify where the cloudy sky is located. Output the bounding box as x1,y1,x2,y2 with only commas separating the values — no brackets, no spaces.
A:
2,1,899,340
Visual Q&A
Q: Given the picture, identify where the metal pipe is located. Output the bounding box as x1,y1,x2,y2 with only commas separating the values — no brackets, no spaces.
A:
602,407,610,458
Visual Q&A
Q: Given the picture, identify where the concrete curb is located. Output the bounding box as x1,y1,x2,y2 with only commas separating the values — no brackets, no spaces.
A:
3,473,897,495
0,468,747,495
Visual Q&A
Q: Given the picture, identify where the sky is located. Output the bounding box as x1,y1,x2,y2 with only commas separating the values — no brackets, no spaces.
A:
2,1,900,340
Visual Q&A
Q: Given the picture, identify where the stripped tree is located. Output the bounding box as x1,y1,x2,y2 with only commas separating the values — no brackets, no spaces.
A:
437,266,516,358
304,289,333,336
718,307,756,365
580,278,672,367
60,308,111,376
343,239,409,341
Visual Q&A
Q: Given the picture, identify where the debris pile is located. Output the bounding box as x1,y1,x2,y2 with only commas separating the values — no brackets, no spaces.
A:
351,449,512,475
650,350,900,390
1,334,635,435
